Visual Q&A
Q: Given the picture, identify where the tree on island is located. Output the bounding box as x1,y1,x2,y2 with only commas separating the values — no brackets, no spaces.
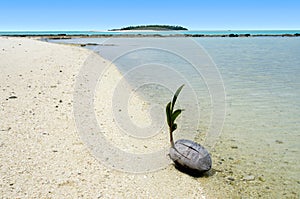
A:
110,25,188,31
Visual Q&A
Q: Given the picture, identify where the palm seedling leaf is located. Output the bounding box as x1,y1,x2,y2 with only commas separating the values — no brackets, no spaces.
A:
166,102,172,127
166,84,185,131
171,84,184,112
171,109,182,124
171,123,177,132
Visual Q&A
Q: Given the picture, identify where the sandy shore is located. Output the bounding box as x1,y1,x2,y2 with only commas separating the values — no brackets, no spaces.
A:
0,37,207,198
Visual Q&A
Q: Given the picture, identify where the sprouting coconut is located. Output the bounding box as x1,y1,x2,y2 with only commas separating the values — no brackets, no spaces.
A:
166,84,212,173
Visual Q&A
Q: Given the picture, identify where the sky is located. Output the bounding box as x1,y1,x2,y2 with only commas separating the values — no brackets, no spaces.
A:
0,0,299,31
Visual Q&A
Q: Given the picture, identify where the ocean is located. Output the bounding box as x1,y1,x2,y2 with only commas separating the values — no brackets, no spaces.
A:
196,37,300,198
47,36,300,197
1,30,300,36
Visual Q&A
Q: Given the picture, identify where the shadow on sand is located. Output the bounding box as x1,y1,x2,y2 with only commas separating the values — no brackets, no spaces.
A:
173,163,217,178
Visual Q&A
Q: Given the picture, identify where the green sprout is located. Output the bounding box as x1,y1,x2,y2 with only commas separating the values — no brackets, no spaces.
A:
166,84,184,148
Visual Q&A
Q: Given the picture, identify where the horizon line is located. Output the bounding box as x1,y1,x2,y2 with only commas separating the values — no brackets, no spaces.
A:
1,29,300,32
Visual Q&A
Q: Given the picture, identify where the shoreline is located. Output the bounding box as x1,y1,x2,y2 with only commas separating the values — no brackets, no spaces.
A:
1,33,300,39
0,37,208,198
2,36,299,198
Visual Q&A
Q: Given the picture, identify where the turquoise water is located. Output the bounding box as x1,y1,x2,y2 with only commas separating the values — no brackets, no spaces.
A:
1,30,300,36
197,37,300,197
49,37,300,197
101,37,300,198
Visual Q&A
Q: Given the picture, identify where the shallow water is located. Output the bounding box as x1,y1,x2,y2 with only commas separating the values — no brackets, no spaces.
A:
52,37,300,197
195,37,300,198
199,37,300,148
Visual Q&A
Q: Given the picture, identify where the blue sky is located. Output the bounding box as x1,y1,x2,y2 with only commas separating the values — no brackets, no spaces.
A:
0,0,299,31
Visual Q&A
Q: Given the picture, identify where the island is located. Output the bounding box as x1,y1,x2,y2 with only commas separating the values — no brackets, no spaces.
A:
109,25,188,31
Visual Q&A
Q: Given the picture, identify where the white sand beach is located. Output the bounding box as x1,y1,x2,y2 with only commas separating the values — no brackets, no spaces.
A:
0,37,206,198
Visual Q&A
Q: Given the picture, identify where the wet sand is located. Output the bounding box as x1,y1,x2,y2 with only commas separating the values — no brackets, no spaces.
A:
0,37,207,198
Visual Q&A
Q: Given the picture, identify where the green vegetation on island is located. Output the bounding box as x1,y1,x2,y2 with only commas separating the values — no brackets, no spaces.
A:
110,25,188,31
